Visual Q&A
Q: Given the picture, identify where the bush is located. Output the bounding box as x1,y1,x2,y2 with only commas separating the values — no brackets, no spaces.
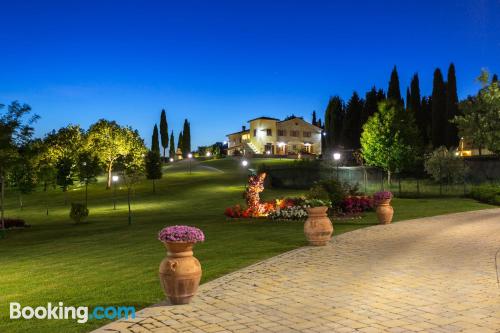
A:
469,184,500,205
340,196,374,214
424,146,467,183
70,203,89,223
1,218,29,229
257,160,321,189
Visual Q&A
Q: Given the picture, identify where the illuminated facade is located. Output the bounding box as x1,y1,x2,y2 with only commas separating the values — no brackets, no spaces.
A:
227,116,322,156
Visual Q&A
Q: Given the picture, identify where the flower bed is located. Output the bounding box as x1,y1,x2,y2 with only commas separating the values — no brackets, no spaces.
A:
340,196,374,215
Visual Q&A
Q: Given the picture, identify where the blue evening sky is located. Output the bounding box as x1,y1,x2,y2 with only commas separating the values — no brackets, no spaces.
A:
1,0,499,149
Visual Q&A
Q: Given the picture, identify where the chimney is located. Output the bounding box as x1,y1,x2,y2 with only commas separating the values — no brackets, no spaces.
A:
242,125,246,131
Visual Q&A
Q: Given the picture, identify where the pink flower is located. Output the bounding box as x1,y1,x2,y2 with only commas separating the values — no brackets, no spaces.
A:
158,225,205,243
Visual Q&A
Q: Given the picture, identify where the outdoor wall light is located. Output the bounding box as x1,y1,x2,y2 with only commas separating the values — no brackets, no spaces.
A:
266,151,271,155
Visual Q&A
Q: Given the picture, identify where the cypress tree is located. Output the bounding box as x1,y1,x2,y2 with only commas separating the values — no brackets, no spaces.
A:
145,150,162,193
151,124,160,153
445,63,459,148
387,66,403,106
159,109,168,159
312,110,317,126
421,96,432,148
362,87,385,126
431,68,447,147
406,88,411,111
492,74,498,83
409,74,426,146
169,131,175,159
323,96,344,153
317,118,322,128
341,92,364,149
182,119,191,157
177,131,183,155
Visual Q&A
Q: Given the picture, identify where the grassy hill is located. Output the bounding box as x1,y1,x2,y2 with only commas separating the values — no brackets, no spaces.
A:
0,158,493,333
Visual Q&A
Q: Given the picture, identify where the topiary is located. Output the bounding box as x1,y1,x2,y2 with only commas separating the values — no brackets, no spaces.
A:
70,203,89,223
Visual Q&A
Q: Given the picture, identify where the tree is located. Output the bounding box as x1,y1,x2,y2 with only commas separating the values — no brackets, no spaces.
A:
151,124,160,153
159,109,169,160
182,119,191,157
312,110,317,126
454,71,500,155
445,63,459,148
341,92,364,149
361,101,421,185
362,87,385,125
407,74,428,146
145,150,162,193
87,119,147,189
38,161,57,215
8,140,40,209
424,146,467,184
56,156,74,204
117,153,145,225
323,96,344,154
0,101,38,234
77,151,101,208
387,66,403,106
431,68,447,148
169,131,175,159
421,96,432,148
177,131,183,156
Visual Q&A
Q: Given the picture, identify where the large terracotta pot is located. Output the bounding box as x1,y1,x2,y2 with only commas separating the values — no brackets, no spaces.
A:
376,199,394,224
304,206,333,246
159,242,202,305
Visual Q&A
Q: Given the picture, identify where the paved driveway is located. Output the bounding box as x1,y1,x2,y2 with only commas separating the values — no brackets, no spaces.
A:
94,209,500,333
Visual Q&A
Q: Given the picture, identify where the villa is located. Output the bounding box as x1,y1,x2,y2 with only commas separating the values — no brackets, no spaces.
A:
226,116,322,156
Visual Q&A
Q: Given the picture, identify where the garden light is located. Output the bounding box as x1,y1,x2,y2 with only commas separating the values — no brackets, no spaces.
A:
266,150,271,155
112,175,119,182
169,157,174,162
187,153,193,159
333,153,341,161
241,160,248,167
206,152,211,157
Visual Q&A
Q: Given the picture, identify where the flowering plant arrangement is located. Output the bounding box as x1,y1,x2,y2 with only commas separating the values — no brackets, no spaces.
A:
268,206,308,221
340,196,374,214
158,225,205,243
304,198,332,208
373,191,393,201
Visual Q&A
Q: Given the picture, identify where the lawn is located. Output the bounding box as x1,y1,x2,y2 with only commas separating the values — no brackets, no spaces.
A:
0,158,493,333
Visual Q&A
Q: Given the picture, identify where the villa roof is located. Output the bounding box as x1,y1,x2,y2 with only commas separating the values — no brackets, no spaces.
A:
247,116,280,122
226,129,250,136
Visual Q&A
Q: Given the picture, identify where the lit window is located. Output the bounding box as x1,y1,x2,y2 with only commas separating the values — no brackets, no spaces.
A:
266,129,272,136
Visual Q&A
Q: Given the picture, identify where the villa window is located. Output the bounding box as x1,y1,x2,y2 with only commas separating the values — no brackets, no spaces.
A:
253,129,256,137
266,129,272,136
278,129,286,136
303,131,311,138
291,130,299,137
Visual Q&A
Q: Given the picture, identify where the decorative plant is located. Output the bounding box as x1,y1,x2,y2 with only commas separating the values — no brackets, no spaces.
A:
373,191,393,202
158,225,205,243
69,203,89,223
340,196,374,214
268,206,308,221
306,184,332,207
244,173,267,216
304,198,332,208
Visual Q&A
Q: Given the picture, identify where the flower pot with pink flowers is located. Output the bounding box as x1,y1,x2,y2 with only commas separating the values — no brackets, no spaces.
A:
158,225,205,305
374,191,394,224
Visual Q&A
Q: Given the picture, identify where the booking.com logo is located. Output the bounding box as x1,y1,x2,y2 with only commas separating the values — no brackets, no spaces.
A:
10,302,135,324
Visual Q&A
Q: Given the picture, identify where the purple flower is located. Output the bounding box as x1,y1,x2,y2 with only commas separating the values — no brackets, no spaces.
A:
373,191,393,201
158,225,205,243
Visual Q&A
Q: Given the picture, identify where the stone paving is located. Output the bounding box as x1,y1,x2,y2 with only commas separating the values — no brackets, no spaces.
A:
94,209,500,333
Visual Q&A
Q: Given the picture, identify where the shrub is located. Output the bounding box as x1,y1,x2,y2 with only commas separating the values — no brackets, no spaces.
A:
424,146,467,183
268,206,308,221
69,203,89,223
340,196,374,214
1,218,29,229
311,179,349,210
469,184,500,205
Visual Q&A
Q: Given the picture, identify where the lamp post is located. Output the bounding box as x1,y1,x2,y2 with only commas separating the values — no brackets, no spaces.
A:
169,157,174,163
112,175,119,210
187,153,193,174
333,152,341,181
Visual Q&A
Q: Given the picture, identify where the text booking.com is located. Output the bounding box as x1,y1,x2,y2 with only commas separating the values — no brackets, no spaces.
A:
10,302,135,324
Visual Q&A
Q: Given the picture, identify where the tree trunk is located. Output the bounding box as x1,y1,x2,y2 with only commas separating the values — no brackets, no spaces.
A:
416,177,420,196
19,194,23,210
398,177,402,197
387,170,392,187
152,179,156,194
107,162,113,189
363,167,367,194
127,188,132,225
85,182,88,208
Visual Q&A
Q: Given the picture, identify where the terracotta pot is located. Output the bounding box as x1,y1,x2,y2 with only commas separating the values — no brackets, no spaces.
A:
159,242,202,305
304,206,333,246
376,199,394,224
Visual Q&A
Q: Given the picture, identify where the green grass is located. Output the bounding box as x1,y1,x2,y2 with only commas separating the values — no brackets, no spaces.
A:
0,158,494,333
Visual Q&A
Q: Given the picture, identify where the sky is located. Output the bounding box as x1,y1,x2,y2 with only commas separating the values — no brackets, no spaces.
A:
1,0,499,149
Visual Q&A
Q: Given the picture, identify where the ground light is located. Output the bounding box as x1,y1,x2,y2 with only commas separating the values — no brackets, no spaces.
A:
169,157,174,162
206,152,211,157
333,152,341,180
241,160,248,167
112,175,119,210
187,153,193,174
